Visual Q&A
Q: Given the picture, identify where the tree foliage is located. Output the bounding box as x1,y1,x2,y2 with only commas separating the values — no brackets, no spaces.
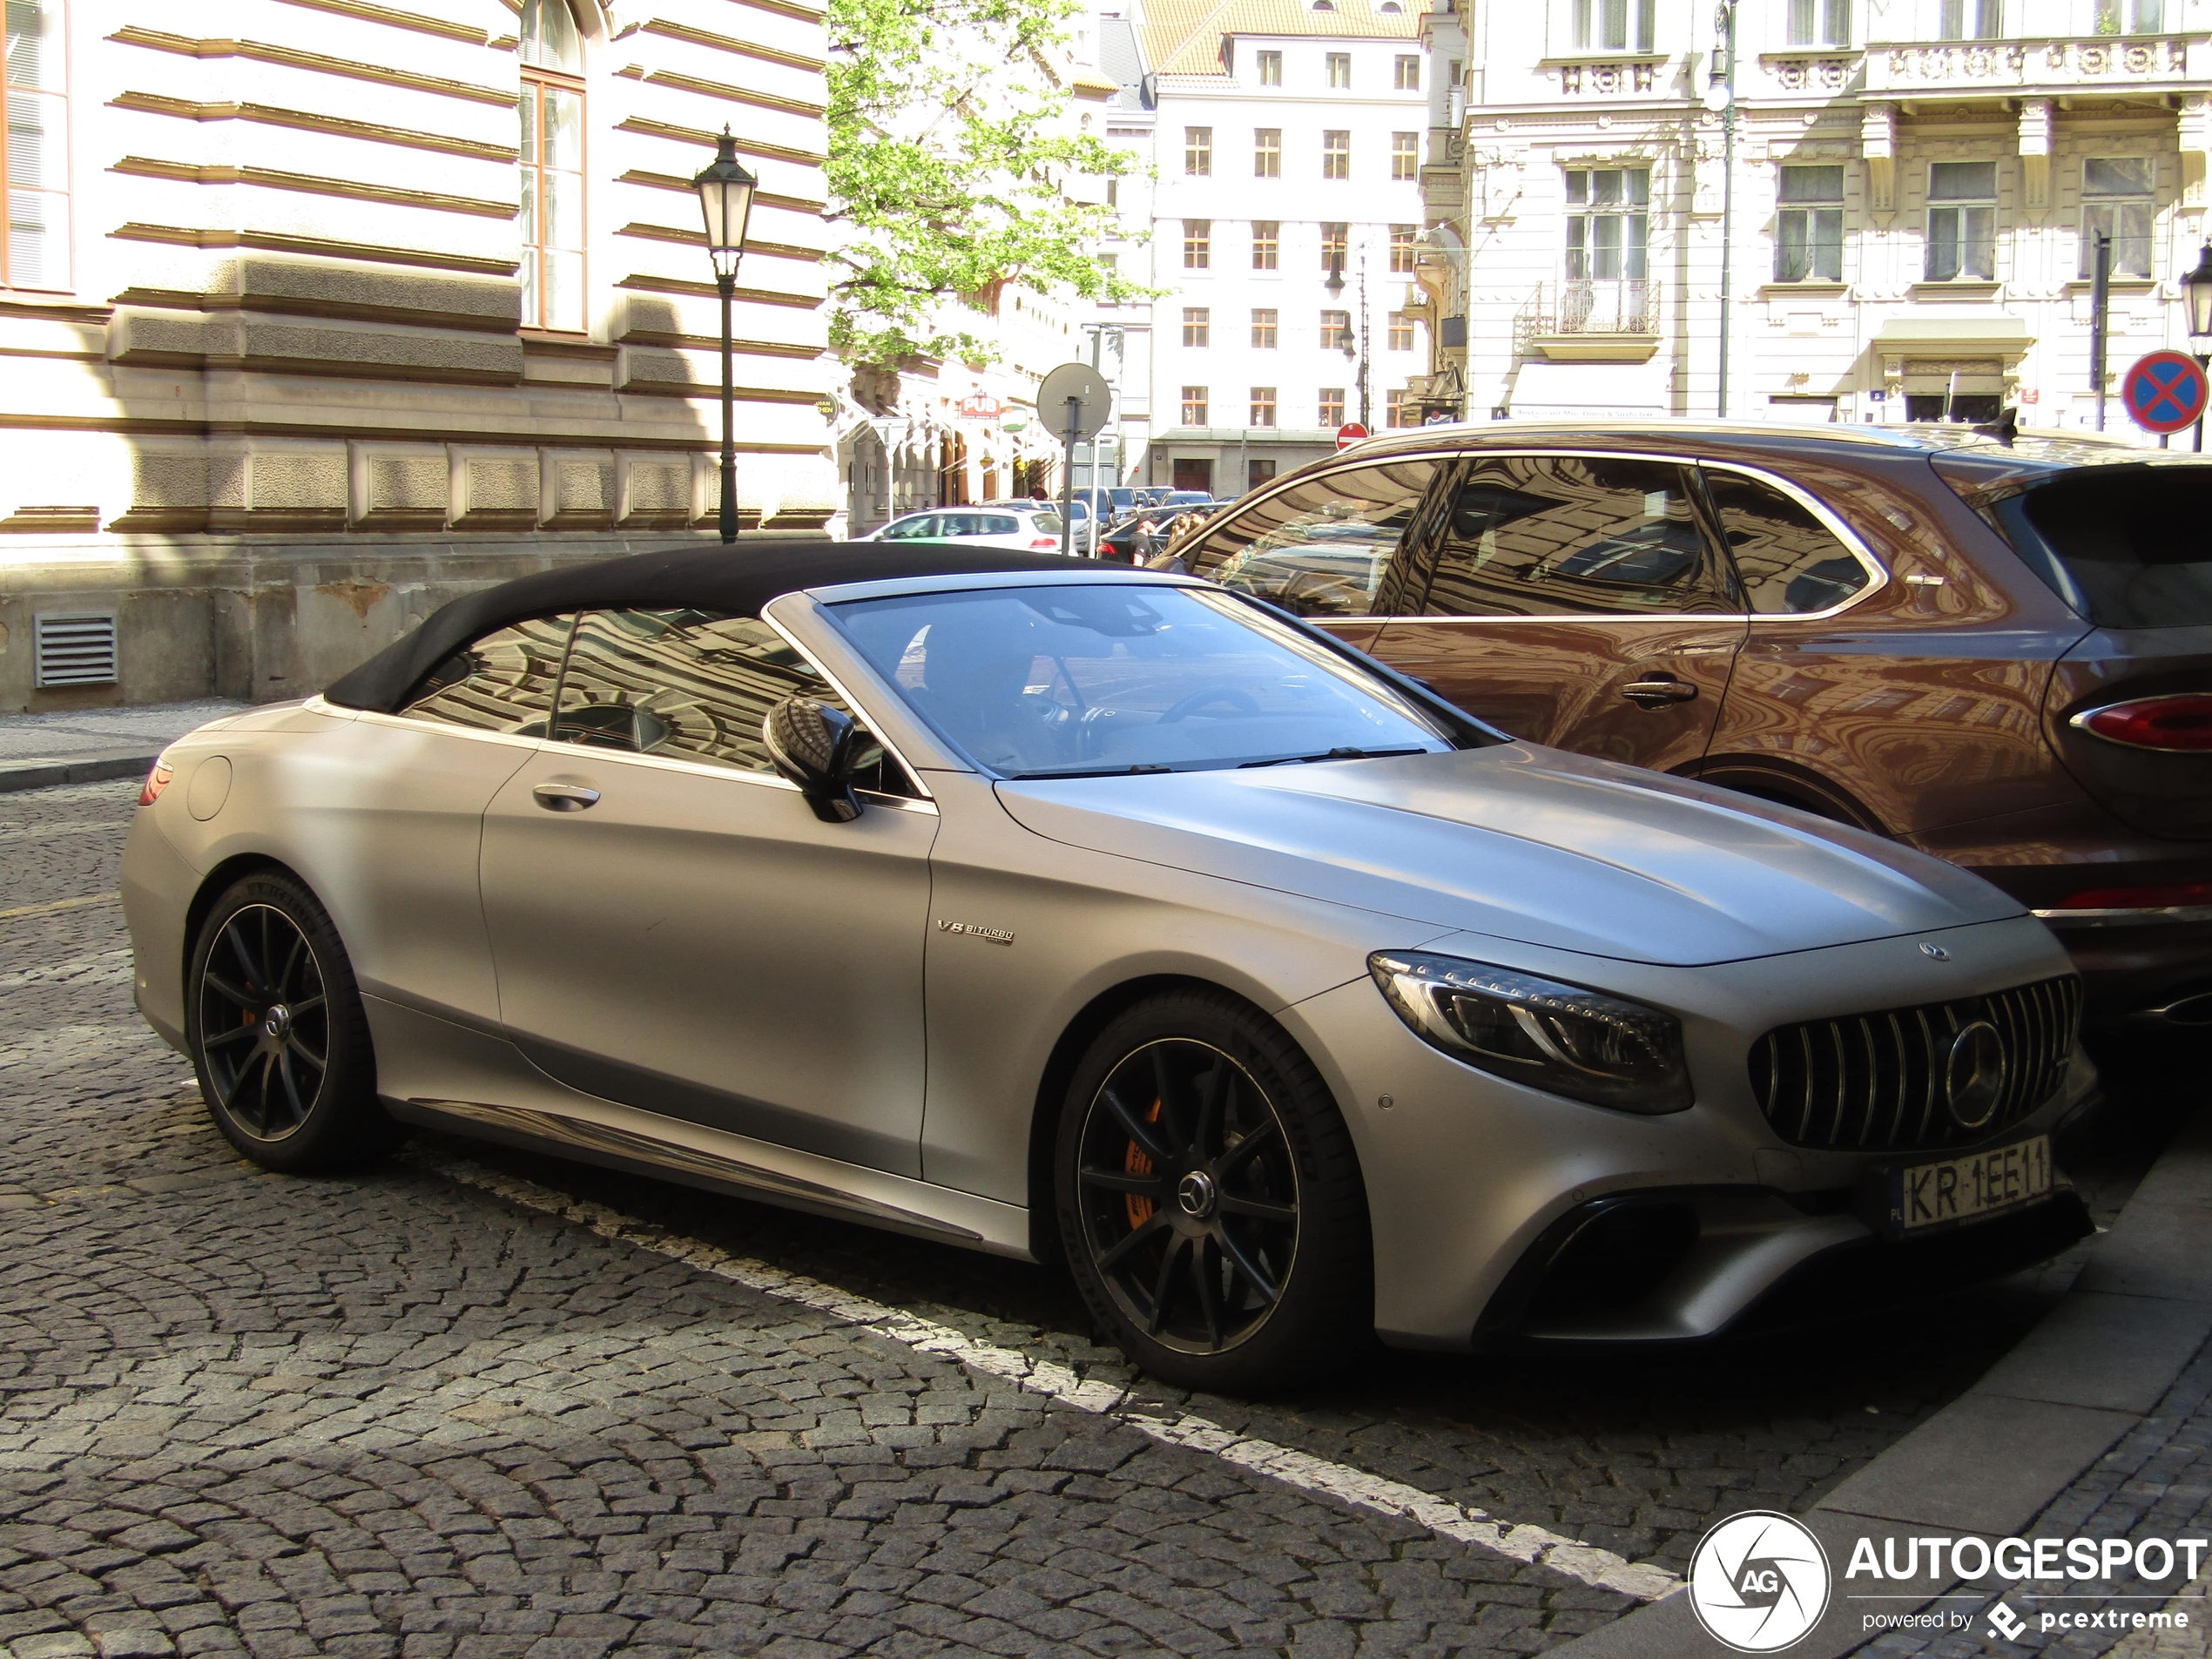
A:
825,0,1148,367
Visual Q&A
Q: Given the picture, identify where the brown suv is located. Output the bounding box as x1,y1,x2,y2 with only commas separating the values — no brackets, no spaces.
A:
1160,422,2212,1028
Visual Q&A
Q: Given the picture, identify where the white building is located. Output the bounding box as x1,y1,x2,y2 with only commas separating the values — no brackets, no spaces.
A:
1416,0,2212,428
1137,0,1433,495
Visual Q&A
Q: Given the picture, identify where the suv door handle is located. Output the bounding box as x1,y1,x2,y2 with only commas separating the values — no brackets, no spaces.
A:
1621,678,1700,709
532,783,601,812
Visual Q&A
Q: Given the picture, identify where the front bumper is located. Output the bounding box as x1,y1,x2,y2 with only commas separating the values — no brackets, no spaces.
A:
1278,913,2087,1349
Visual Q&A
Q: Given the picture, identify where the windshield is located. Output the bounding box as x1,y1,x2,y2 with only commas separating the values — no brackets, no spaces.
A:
828,583,1454,778
1953,463,2212,629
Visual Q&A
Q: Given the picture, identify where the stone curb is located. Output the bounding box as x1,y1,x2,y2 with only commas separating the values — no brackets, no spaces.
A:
0,752,158,795
1554,1106,2212,1659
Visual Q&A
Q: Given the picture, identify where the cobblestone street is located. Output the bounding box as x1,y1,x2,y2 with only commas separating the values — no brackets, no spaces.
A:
0,778,2185,1659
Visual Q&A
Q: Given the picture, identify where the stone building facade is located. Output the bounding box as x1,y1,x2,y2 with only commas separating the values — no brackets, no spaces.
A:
1,0,836,711
1411,0,2212,429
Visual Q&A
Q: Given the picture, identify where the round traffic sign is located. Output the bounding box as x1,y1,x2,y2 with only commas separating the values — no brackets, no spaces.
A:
2121,350,2209,435
1335,421,1368,450
1036,362,1111,442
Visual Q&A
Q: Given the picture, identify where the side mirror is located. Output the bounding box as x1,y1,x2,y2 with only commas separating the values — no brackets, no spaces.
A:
762,697,864,823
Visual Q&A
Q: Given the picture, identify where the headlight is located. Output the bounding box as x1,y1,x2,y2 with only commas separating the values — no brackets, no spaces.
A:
1367,951,1693,1115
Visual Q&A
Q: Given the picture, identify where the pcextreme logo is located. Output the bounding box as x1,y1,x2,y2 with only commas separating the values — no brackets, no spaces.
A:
1688,1511,1833,1653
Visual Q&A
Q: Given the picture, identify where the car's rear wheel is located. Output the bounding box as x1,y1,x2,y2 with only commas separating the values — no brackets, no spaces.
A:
187,872,401,1173
1055,990,1372,1392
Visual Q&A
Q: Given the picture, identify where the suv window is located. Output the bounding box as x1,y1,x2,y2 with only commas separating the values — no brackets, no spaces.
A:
1702,468,1872,615
1422,455,1730,618
551,609,914,793
402,617,572,734
1964,464,2212,630
1187,459,1441,618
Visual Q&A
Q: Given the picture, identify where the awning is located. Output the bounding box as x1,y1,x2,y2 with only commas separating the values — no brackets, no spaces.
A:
1870,317,2033,357
1504,360,1669,419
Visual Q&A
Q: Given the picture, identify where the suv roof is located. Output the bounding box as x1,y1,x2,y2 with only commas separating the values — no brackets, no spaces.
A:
1341,418,2168,466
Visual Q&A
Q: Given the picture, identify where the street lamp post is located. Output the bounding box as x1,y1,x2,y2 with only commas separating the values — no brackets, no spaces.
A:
2185,243,2212,453
1327,253,1371,428
692,129,758,544
1710,0,1738,419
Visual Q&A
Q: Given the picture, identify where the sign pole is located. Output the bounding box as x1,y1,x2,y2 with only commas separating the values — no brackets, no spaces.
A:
1059,395,1079,559
2092,232,2111,431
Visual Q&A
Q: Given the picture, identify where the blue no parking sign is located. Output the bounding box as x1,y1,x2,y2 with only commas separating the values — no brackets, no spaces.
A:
2121,350,2209,435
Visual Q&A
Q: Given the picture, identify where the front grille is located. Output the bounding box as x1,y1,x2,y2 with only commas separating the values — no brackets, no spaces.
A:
1750,975,2080,1151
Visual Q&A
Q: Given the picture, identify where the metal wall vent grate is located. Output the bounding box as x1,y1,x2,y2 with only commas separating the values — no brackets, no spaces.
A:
33,612,119,687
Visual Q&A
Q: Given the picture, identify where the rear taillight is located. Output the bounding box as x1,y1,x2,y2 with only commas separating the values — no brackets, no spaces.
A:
1030,536,1059,549
2072,695,2212,752
138,761,173,806
2052,880,2212,910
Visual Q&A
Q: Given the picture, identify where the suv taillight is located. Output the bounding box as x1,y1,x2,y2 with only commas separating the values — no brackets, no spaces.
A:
2073,695,2212,752
2053,880,2212,910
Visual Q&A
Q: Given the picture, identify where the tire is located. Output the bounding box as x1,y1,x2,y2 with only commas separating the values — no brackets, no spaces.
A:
1054,988,1373,1393
185,871,402,1173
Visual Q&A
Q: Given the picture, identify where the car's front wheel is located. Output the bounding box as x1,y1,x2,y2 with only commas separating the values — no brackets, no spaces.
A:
186,871,401,1173
1055,990,1372,1392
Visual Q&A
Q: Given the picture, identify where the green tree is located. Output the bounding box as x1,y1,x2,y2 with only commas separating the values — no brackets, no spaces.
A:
825,0,1148,367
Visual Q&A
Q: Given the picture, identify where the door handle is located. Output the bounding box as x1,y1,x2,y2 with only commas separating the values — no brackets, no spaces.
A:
532,783,601,812
1621,678,1700,709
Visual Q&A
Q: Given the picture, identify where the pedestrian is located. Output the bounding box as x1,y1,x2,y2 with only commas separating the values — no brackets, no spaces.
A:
1130,516,1157,563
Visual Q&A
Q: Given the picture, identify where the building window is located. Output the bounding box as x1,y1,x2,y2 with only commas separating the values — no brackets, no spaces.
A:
1182,386,1209,426
1321,221,1348,270
521,0,586,332
1319,388,1345,425
1386,389,1413,427
1392,133,1419,182
1327,51,1351,85
3,0,68,290
2081,157,2154,276
1184,219,1211,268
1255,129,1281,177
1389,224,1417,273
1573,0,1655,51
1925,160,1996,280
1777,164,1844,282
1096,251,1118,306
1106,177,1118,209
1565,167,1649,281
1395,53,1421,87
1248,459,1277,489
2094,0,2163,27
1182,306,1211,347
1938,0,2000,37
1251,308,1278,347
1321,309,1352,350
1258,49,1283,83
1323,131,1351,179
1251,221,1280,269
1785,0,1851,44
1185,125,1212,175
1387,311,1413,349
1251,387,1278,427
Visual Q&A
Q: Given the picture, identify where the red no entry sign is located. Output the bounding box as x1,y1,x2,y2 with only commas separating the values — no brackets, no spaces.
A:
1335,422,1368,450
2121,350,2209,435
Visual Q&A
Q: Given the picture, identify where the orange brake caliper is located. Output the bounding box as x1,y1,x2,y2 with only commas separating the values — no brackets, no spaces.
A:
1124,1098,1164,1231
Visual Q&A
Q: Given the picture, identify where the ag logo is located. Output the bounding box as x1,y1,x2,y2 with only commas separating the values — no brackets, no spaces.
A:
1687,1511,1831,1652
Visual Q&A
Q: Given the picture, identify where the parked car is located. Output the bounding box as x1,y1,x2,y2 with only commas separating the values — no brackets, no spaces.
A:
1097,503,1211,563
1170,422,2212,1028
861,505,1067,551
126,543,2093,1392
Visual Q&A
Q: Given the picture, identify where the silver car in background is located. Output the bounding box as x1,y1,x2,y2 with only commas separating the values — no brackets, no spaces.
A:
122,545,2094,1392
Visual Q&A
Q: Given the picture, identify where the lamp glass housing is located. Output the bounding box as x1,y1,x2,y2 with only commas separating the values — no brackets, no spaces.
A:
693,132,758,281
2185,245,2212,343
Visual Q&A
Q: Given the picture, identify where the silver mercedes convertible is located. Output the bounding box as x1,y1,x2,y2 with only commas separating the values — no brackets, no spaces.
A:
122,544,2095,1391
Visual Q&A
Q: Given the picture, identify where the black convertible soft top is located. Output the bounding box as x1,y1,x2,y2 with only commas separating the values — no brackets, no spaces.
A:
323,542,1083,714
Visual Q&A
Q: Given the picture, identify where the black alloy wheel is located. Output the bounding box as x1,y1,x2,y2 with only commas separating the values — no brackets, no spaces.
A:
187,872,401,1173
1076,1039,1299,1354
197,902,330,1141
1057,989,1372,1392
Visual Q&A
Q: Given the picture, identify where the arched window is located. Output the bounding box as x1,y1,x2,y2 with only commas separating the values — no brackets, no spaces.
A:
520,0,585,331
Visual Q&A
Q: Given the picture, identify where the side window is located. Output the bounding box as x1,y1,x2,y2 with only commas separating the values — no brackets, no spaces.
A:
550,609,914,794
1186,460,1442,618
1702,469,1873,615
883,514,935,541
1422,455,1730,618
980,515,1018,536
402,617,573,735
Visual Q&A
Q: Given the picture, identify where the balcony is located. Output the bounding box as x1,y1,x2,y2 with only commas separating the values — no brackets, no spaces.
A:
1862,30,2204,96
1518,280,1662,361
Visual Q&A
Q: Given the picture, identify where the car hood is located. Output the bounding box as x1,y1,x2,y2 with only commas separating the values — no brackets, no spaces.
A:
993,745,2025,966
